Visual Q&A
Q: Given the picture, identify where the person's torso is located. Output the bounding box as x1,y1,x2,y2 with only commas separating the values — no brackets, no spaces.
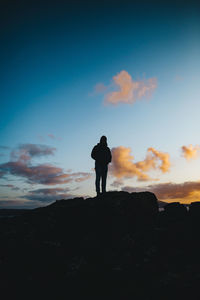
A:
95,144,110,165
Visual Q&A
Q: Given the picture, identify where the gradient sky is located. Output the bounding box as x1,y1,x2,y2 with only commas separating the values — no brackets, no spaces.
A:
1,0,200,208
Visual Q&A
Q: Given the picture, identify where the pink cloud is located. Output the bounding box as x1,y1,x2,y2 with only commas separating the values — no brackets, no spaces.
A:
0,161,91,185
11,144,56,162
0,144,91,185
74,172,92,182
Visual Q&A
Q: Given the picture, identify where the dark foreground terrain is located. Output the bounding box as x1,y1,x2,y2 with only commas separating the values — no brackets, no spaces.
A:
1,191,200,299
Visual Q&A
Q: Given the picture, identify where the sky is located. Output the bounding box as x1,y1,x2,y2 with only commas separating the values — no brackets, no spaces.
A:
0,0,200,208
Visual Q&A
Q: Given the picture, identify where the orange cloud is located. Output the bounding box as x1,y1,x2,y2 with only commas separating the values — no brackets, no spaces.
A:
105,70,157,105
181,144,200,160
122,181,200,204
110,146,170,181
139,147,170,173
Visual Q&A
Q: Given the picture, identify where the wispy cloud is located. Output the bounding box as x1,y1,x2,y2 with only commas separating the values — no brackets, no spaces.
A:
37,135,45,142
0,146,9,150
23,187,74,202
174,75,184,82
11,144,56,162
0,144,91,185
37,134,62,142
94,83,107,93
110,179,124,188
47,134,62,141
0,184,20,191
74,172,92,182
181,144,200,160
0,162,91,186
0,199,37,209
122,181,200,204
110,146,170,181
0,146,9,157
104,70,157,105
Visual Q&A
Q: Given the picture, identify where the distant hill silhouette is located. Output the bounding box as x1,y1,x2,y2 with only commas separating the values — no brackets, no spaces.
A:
0,191,200,299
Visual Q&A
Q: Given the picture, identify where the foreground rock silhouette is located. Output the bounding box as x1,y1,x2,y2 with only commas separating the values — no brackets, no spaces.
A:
1,191,200,299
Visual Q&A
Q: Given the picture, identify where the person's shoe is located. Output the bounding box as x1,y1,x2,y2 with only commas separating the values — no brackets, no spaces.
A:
96,192,101,197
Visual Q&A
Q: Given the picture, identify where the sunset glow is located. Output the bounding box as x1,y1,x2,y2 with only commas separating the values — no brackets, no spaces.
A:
1,1,200,207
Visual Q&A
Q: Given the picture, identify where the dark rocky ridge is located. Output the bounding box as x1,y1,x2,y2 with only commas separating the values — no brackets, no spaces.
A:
0,191,200,299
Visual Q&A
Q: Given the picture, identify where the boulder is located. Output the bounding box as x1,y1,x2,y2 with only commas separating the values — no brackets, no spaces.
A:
164,202,187,219
189,202,200,218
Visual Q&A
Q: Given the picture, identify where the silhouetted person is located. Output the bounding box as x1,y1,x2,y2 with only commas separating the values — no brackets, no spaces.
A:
91,136,112,196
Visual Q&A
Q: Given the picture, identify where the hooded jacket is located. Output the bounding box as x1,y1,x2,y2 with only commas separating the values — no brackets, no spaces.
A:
91,142,112,166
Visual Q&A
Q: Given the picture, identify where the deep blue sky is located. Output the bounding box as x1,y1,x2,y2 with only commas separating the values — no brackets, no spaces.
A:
0,0,200,207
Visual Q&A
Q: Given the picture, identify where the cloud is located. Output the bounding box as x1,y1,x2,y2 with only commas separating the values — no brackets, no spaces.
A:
110,146,170,181
37,135,45,142
23,187,74,202
0,161,91,185
135,147,170,173
0,199,37,209
47,134,62,141
94,83,107,93
110,179,124,188
0,146,9,150
0,184,20,190
105,70,157,105
11,144,56,162
0,144,92,185
0,146,9,157
48,134,56,139
181,144,200,160
122,181,200,204
73,172,92,182
37,134,62,142
110,146,150,181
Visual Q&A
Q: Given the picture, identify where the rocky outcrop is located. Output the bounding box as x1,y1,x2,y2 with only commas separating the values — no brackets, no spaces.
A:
189,201,200,218
164,202,188,219
0,192,200,299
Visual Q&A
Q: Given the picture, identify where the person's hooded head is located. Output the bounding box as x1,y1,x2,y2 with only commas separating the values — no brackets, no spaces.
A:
100,135,107,146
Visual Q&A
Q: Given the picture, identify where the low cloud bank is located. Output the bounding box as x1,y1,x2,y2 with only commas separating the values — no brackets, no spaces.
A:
122,181,200,203
0,199,38,209
0,144,91,186
22,187,74,202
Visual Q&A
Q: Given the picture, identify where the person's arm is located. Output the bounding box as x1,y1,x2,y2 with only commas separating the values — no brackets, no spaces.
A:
91,146,97,160
107,148,112,163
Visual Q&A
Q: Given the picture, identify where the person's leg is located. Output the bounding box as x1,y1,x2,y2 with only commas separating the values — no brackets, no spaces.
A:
95,165,101,196
102,166,108,194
